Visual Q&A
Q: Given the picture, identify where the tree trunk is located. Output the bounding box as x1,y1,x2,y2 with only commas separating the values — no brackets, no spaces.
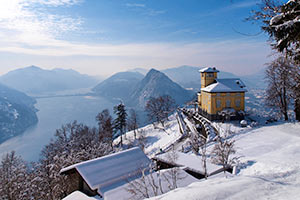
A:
295,98,300,121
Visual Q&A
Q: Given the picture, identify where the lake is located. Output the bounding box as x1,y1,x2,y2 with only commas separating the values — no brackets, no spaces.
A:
0,95,116,162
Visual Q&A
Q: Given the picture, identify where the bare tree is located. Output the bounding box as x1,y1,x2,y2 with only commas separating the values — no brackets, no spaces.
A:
0,151,30,200
34,121,112,199
290,65,300,121
137,129,147,152
248,0,300,120
265,56,293,121
145,95,176,128
126,149,185,199
161,149,186,190
211,129,237,174
127,109,139,140
96,109,114,147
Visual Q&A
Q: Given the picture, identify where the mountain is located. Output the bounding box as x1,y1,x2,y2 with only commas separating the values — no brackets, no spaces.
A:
0,66,101,95
240,68,267,89
162,66,239,91
93,71,145,101
128,68,148,75
0,83,38,143
128,69,194,109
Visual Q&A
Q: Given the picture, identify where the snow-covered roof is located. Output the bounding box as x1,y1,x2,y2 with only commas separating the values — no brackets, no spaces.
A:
154,152,222,175
199,67,220,73
62,191,102,200
201,78,247,93
60,147,151,195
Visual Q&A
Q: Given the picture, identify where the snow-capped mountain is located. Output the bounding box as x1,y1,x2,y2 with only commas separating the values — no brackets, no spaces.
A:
128,69,194,109
0,66,101,95
93,71,145,101
0,83,38,143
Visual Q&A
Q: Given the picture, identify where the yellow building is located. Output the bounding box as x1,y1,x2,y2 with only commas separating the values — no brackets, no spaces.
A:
197,67,247,120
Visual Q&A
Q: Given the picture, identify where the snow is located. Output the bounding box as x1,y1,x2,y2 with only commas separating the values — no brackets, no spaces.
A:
62,191,102,200
201,78,247,93
199,67,219,73
147,122,300,200
104,168,199,200
60,147,151,195
154,152,222,175
113,114,183,157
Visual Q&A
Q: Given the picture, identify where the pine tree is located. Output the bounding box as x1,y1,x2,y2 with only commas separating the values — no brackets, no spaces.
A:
113,102,127,146
249,0,300,62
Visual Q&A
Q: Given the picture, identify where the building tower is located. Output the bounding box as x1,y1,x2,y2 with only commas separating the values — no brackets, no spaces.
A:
199,67,219,88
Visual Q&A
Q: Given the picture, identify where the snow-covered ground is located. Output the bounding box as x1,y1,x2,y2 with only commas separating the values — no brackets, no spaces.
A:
147,122,300,200
64,113,300,200
113,114,183,157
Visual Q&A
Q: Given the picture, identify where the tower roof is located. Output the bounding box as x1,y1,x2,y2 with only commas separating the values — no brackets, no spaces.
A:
199,67,219,73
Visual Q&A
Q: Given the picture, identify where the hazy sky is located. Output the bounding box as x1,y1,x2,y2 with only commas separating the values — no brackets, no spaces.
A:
0,0,276,77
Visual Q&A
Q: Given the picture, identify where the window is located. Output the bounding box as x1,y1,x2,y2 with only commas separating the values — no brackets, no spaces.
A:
235,99,241,107
226,93,231,96
207,73,214,77
236,93,241,97
216,93,221,97
226,99,231,107
216,100,221,108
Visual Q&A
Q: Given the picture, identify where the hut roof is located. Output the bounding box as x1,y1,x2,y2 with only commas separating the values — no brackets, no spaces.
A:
60,147,151,194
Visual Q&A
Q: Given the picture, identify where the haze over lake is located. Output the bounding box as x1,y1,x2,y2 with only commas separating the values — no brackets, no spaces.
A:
0,95,116,161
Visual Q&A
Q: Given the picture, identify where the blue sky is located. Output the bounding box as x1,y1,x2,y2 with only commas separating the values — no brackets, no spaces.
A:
0,0,275,76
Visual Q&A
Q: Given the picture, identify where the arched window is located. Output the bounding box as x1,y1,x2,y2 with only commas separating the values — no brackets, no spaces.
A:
216,100,221,108
235,99,241,107
226,99,231,107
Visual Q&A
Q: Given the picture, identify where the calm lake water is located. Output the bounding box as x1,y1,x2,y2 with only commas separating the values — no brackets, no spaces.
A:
0,95,116,162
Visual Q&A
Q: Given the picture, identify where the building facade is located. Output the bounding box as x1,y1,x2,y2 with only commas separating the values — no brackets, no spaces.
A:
197,67,247,120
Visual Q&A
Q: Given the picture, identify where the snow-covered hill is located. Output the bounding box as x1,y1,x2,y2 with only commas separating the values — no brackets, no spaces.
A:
148,122,300,200
0,83,38,143
66,112,300,200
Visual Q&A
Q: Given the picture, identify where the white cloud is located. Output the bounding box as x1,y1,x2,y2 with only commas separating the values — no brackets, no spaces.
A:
125,3,146,8
0,37,271,76
0,0,270,76
0,0,82,47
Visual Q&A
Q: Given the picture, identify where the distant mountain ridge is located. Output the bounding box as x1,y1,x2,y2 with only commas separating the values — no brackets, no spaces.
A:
128,69,194,109
161,65,266,90
93,71,145,101
0,66,101,95
0,83,38,143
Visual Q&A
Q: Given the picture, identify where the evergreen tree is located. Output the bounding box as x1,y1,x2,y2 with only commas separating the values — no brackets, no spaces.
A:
250,0,300,62
113,102,127,146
